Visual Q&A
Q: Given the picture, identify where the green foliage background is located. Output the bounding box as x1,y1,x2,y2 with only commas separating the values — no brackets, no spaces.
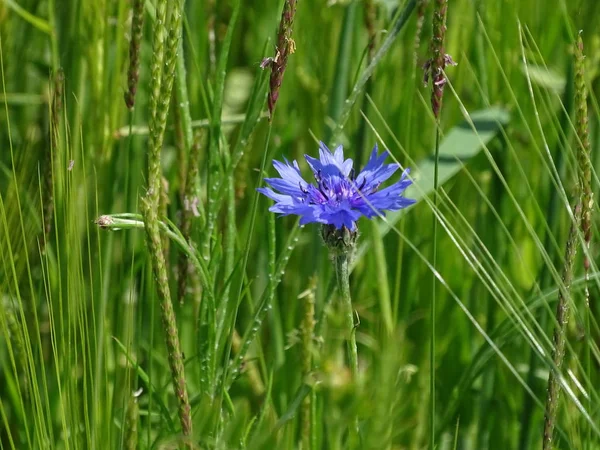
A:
1,0,599,448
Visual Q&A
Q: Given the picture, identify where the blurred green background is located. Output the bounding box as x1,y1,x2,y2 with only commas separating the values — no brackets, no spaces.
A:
1,0,600,448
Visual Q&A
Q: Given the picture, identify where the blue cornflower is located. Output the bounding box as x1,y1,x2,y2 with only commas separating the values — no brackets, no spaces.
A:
258,142,415,231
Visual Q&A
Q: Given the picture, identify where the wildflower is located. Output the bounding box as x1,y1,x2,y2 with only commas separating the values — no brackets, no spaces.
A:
258,142,415,231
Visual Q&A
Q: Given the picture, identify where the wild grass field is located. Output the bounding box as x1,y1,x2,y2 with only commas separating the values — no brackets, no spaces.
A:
1,0,599,448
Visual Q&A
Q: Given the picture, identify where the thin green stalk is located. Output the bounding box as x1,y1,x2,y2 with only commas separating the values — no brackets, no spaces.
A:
334,250,359,442
204,0,241,261
430,126,440,447
363,0,377,63
225,219,301,389
173,35,200,307
334,252,358,379
216,122,273,419
220,0,300,395
4,308,29,399
371,221,393,336
574,33,592,277
331,0,416,143
174,37,194,167
124,392,139,450
325,1,357,142
97,212,217,400
518,56,573,450
41,69,64,254
217,172,239,384
574,31,593,449
95,214,214,294
140,199,192,436
354,77,375,170
230,331,265,397
124,0,144,109
392,220,406,322
301,277,317,450
542,205,581,449
267,201,277,323
427,0,452,444
321,224,361,442
178,131,205,304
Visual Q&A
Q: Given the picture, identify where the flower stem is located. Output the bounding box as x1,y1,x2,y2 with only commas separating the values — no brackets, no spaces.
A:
333,251,360,443
333,251,359,443
334,253,358,379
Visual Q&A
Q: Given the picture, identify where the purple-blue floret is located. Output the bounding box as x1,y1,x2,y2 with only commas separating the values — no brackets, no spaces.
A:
258,142,415,230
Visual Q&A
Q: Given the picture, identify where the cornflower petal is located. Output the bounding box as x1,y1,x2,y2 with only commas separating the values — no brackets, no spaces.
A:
305,142,354,177
355,169,415,217
318,202,361,230
257,187,292,203
355,144,400,191
264,177,305,197
258,187,313,217
273,158,306,186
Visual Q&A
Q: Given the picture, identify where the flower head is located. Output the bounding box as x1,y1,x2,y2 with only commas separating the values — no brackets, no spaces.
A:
258,142,415,231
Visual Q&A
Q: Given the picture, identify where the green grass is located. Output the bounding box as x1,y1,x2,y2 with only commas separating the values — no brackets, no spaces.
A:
1,0,600,448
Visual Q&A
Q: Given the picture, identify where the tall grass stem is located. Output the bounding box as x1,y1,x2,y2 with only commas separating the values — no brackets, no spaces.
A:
542,205,581,449
430,126,440,448
142,0,192,437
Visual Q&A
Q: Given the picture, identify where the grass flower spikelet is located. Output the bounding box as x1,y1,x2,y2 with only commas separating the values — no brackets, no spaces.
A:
264,0,298,118
574,33,593,270
124,0,144,109
424,0,455,119
258,142,415,231
542,204,581,449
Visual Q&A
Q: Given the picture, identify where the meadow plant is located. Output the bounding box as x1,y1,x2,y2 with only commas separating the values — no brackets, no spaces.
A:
124,0,144,110
363,0,377,63
141,0,191,437
178,130,205,304
543,32,595,449
574,33,593,275
263,0,299,118
258,142,414,361
258,141,414,438
422,3,456,120
423,0,455,443
542,205,581,449
41,69,64,252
